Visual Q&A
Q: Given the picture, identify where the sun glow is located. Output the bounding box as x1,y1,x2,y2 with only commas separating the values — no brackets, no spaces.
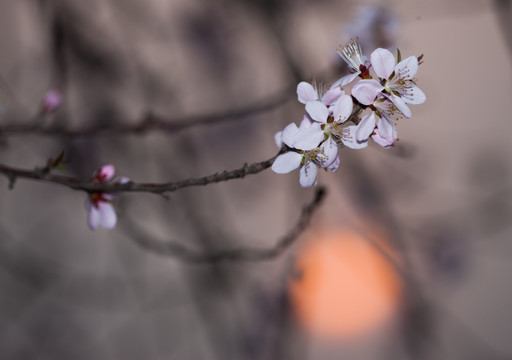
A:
289,229,402,338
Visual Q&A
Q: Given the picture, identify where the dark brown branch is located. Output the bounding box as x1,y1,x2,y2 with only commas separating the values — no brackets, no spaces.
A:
0,88,293,137
0,151,282,194
122,187,326,262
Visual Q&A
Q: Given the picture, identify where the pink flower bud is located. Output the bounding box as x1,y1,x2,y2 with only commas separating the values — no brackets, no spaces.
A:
93,164,115,183
41,90,62,113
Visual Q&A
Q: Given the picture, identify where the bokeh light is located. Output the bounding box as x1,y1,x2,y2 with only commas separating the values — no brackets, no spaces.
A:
289,229,402,338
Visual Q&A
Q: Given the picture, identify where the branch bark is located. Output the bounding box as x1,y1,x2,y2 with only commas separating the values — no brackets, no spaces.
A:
0,88,293,137
122,187,326,262
0,151,283,194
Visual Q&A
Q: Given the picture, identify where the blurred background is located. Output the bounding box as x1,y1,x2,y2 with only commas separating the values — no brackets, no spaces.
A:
0,0,511,359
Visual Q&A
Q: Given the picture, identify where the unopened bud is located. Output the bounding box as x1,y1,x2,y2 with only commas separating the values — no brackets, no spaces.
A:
41,90,62,113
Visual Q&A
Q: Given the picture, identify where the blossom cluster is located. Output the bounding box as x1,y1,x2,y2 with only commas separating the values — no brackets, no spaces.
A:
85,165,129,230
272,39,425,187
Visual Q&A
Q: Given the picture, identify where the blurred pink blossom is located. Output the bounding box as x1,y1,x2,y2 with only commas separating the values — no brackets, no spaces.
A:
86,164,128,230
41,90,62,113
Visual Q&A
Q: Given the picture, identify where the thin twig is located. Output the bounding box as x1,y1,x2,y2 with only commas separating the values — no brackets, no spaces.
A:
122,187,326,262
0,151,283,194
0,88,293,137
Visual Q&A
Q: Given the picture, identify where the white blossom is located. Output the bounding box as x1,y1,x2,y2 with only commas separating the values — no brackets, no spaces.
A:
272,119,338,187
86,164,128,230
333,39,370,87
371,48,426,118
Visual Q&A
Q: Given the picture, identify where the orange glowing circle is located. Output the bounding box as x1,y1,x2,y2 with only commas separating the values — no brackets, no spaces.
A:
289,229,402,338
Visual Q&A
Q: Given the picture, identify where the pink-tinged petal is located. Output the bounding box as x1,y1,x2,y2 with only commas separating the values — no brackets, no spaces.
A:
98,202,117,229
327,155,340,172
329,81,346,95
318,137,338,167
390,93,411,118
331,95,353,123
321,87,343,106
293,124,324,150
351,80,383,105
297,82,318,104
342,136,368,149
88,205,100,230
377,117,394,139
356,113,376,141
333,72,360,89
94,164,115,182
274,130,283,148
281,122,299,147
299,115,312,129
371,133,394,148
271,152,302,174
395,55,418,79
299,114,314,130
305,101,329,123
403,85,426,105
114,176,130,185
341,125,368,149
371,48,396,79
299,162,318,188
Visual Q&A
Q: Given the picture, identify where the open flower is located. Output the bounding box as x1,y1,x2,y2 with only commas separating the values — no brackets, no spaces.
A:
297,80,343,107
353,93,401,147
370,48,426,118
351,79,384,106
333,39,371,87
293,96,366,151
85,164,128,230
371,95,400,147
272,119,338,187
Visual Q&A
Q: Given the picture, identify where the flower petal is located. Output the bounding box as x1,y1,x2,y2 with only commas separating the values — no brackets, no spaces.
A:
402,85,426,105
331,95,353,123
351,80,383,105
356,112,376,141
88,205,100,230
318,137,338,167
371,133,394,148
327,155,340,172
274,130,283,148
114,176,131,185
389,93,411,118
376,117,397,143
98,202,117,229
297,82,318,104
332,72,360,88
371,48,396,79
271,152,302,174
395,55,418,79
293,124,324,150
305,101,329,123
94,164,115,182
322,87,343,106
299,162,318,188
299,115,313,129
281,122,299,147
341,125,368,149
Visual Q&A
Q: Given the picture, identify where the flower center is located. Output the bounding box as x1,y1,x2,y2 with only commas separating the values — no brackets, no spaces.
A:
90,192,108,208
338,39,364,73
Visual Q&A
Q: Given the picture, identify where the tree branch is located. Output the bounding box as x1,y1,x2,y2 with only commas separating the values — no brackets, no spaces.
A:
0,88,293,137
121,187,326,262
0,151,283,194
